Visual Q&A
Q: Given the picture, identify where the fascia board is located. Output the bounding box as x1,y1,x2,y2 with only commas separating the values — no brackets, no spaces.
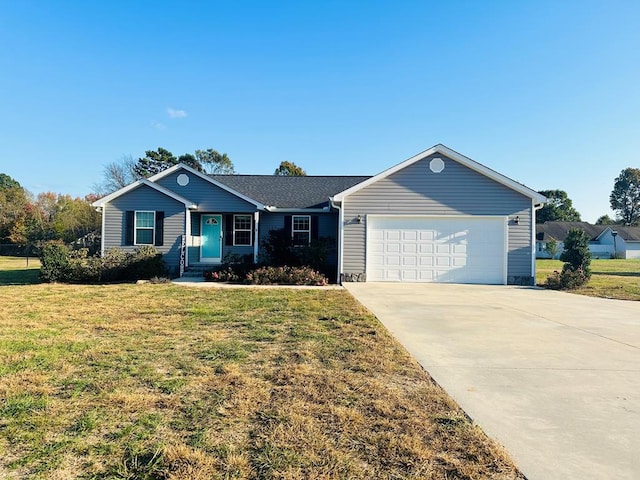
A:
92,179,196,208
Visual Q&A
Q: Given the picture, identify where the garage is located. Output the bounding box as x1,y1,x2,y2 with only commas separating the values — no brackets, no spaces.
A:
366,215,507,284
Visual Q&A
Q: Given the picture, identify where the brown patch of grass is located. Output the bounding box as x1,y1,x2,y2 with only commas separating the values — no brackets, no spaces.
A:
537,259,640,300
0,283,523,479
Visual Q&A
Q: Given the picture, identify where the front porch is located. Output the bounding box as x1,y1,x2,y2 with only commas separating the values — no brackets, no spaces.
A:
185,211,259,268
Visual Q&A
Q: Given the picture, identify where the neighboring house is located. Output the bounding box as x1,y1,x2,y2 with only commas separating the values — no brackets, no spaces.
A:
93,144,547,285
536,222,640,259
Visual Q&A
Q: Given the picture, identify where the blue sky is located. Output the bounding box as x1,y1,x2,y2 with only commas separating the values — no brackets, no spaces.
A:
1,1,639,222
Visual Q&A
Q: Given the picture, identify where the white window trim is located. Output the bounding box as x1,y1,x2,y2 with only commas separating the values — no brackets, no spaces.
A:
233,214,253,246
292,215,311,246
134,210,155,246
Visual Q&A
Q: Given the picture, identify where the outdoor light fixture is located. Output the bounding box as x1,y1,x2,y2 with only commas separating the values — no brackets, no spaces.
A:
357,214,363,224
514,215,520,225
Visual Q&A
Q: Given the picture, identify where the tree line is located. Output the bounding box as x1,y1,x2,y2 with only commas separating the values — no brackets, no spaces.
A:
537,168,640,226
0,173,100,248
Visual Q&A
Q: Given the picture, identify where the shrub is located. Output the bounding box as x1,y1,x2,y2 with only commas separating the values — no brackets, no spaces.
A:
545,265,590,290
125,245,166,280
246,266,327,286
204,266,242,283
204,253,254,283
39,245,166,283
39,242,71,282
259,228,335,279
545,228,592,290
67,248,101,283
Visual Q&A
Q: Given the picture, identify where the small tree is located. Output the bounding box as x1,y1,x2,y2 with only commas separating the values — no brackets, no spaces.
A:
546,228,591,290
560,228,592,277
544,239,558,259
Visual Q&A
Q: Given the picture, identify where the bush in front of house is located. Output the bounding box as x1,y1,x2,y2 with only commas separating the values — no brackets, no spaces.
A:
246,266,328,286
204,253,254,283
203,250,328,286
125,245,166,280
259,228,335,280
40,242,166,283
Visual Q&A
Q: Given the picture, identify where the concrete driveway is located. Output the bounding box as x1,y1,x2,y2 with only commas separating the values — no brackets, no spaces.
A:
344,283,640,480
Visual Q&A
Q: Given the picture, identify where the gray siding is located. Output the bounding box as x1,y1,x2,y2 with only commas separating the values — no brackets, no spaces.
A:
156,170,257,212
103,184,186,275
342,154,533,280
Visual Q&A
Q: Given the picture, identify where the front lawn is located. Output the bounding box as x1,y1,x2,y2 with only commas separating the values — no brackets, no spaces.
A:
537,259,640,301
0,256,40,285
0,283,522,479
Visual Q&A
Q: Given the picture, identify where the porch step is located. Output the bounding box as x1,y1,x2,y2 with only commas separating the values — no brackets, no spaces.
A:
181,265,212,278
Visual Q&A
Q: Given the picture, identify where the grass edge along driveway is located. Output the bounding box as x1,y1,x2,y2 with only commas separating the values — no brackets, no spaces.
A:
536,258,640,301
0,283,523,479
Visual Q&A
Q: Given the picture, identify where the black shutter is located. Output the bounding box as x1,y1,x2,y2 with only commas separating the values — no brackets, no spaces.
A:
311,215,319,242
284,215,292,239
225,215,233,246
155,211,164,246
125,211,134,245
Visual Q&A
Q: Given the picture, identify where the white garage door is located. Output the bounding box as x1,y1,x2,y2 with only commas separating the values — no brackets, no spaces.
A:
367,216,507,284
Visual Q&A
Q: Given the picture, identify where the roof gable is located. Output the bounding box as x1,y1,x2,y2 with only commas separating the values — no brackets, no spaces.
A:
92,179,196,208
596,225,640,242
148,163,266,209
332,144,547,204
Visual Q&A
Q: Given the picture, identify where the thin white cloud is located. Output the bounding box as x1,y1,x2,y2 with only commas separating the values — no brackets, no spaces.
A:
151,120,167,130
167,107,188,118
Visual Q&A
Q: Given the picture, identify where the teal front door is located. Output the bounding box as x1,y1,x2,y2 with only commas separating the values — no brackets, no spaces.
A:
201,214,222,263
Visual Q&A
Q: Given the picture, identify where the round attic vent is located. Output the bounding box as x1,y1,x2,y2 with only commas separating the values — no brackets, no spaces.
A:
429,157,445,173
177,173,190,186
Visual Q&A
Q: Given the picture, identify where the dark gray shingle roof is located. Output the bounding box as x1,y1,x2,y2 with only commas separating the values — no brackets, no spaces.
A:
610,226,640,242
536,222,606,242
536,222,640,242
211,175,371,208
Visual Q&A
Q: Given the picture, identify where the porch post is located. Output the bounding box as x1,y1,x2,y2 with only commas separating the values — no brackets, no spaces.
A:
253,211,259,263
185,208,191,268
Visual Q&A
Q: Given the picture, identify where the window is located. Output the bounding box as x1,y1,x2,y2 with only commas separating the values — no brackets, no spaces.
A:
233,214,252,246
292,215,311,246
135,211,155,245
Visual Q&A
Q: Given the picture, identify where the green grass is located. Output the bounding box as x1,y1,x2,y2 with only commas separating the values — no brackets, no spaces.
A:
0,283,522,479
0,256,41,285
537,258,640,300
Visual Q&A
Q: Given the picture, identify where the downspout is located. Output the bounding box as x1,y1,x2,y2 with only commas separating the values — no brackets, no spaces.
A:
532,201,544,284
330,197,343,284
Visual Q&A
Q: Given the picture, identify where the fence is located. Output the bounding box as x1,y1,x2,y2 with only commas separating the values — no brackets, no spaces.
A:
0,243,39,257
